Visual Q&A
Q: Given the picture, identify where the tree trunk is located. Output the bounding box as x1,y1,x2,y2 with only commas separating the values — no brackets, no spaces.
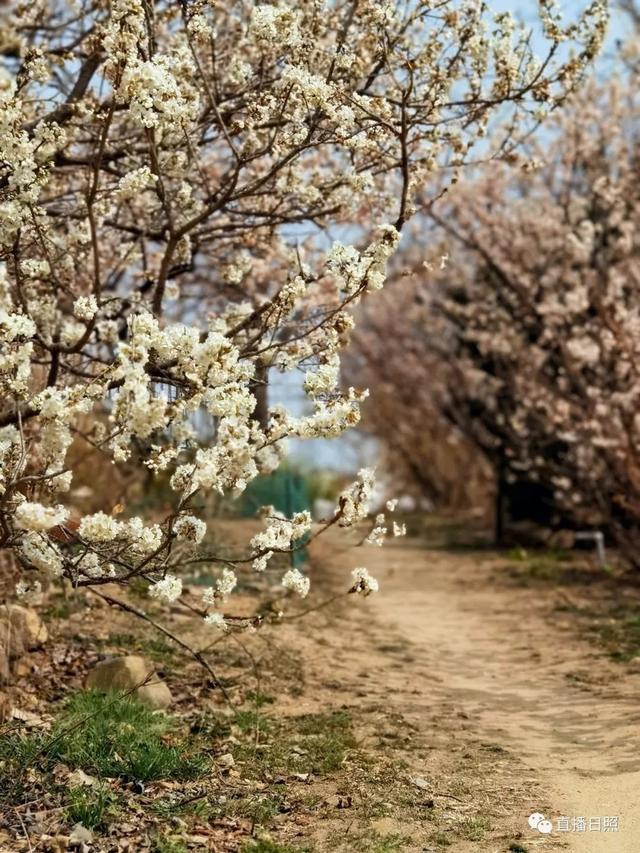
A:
494,459,505,547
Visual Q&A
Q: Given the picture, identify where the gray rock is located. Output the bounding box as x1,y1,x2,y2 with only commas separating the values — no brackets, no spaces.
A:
86,655,172,709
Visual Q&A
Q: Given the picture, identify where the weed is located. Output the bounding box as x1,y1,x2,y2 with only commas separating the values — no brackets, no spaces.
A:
458,814,491,841
507,549,571,582
242,838,305,853
246,691,276,708
0,728,48,802
231,709,356,779
66,784,119,829
592,606,640,661
0,690,207,797
50,691,207,781
43,599,72,620
194,708,356,783
354,832,413,852
154,781,308,835
152,838,189,853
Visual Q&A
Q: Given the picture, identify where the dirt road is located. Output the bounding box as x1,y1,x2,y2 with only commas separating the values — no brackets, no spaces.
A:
7,521,638,851
310,533,640,851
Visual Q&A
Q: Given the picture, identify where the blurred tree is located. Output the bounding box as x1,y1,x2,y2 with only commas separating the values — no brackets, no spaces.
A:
354,52,640,556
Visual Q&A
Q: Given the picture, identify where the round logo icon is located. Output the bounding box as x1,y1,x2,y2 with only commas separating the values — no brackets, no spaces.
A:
528,813,545,830
529,812,553,834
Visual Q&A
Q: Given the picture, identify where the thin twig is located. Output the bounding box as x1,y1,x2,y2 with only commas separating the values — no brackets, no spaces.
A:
13,809,33,853
88,588,236,712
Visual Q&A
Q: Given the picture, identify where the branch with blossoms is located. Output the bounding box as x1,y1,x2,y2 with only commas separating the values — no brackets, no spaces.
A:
0,0,608,640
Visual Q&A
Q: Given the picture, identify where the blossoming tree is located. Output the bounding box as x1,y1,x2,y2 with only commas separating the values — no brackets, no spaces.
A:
344,280,492,514
352,60,640,557
0,0,607,629
431,77,640,556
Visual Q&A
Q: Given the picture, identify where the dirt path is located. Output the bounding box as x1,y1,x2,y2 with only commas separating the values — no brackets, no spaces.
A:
6,522,639,852
308,534,640,851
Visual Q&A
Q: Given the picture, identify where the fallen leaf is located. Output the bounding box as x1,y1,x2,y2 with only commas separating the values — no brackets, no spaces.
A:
67,769,97,788
69,823,93,845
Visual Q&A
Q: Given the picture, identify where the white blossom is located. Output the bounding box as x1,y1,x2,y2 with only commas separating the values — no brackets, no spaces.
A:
351,567,379,595
73,295,98,322
14,502,68,532
148,574,183,602
204,611,228,631
366,524,387,546
252,551,273,573
20,533,63,576
116,166,155,200
338,468,376,526
174,515,207,544
0,0,608,628
79,512,123,543
281,567,310,598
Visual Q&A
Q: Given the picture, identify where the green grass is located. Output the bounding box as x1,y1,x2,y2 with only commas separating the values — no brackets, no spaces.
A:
591,606,640,661
0,729,48,802
458,814,491,841
1,694,435,849
66,784,119,829
552,592,640,663
231,709,357,778
242,839,307,853
245,691,276,708
0,690,208,801
43,599,73,620
152,709,357,837
506,548,571,581
153,839,190,853
193,708,356,782
51,691,208,781
344,832,413,852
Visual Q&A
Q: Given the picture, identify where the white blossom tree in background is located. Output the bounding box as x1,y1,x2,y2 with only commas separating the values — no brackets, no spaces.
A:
430,74,640,558
344,280,492,515
0,0,607,634
352,51,640,559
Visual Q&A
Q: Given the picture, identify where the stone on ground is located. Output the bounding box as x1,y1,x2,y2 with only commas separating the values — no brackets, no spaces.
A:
0,605,47,683
86,654,172,709
0,605,48,658
0,647,9,684
0,690,12,721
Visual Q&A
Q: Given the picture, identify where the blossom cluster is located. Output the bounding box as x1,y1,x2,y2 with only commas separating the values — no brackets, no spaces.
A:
0,0,608,619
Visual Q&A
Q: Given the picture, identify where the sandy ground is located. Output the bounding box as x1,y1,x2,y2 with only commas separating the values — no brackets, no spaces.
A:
5,521,639,851
308,532,640,852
